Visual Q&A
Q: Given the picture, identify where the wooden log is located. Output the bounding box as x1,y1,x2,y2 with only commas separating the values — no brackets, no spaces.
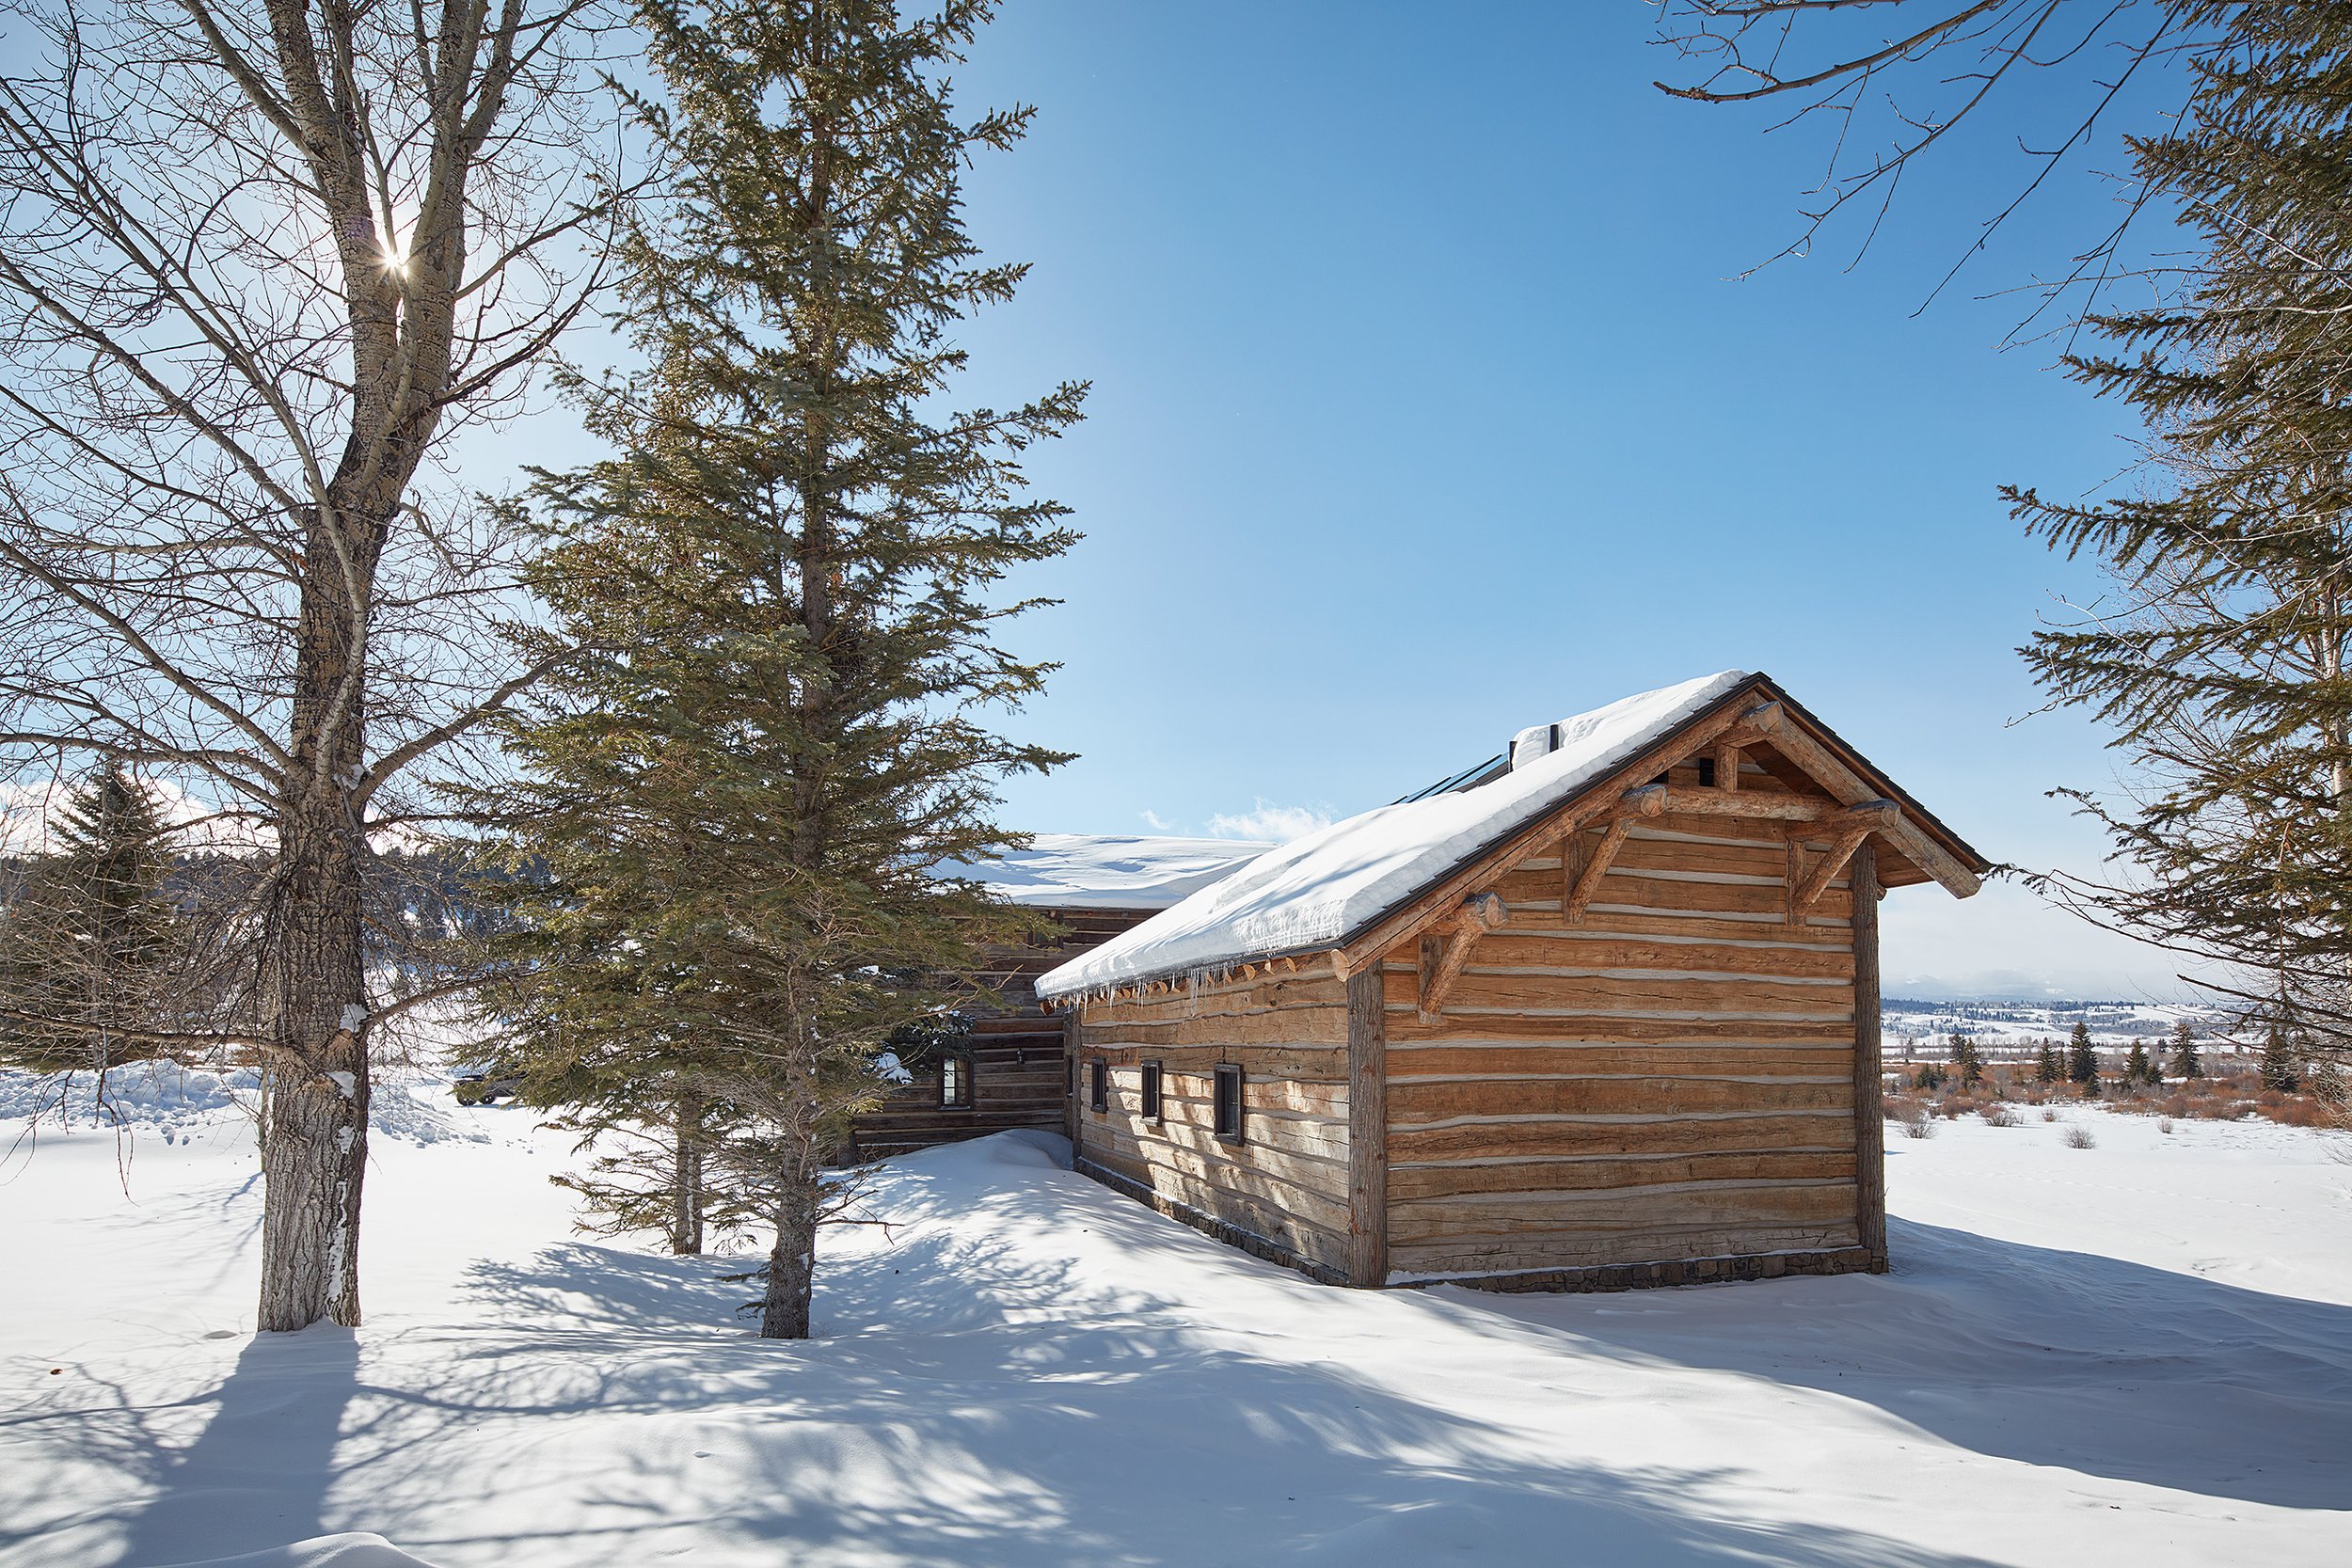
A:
1078,1010,1351,1049
1418,892,1507,1022
1388,1110,1853,1164
1062,1007,1080,1153
1756,716,1982,896
1655,789,1842,822
1383,1009,1857,1045
1387,1180,1859,1243
1388,1148,1857,1202
1851,840,1887,1272
1384,1043,1855,1081
1566,816,1635,924
1713,741,1742,792
1388,1075,1851,1122
1346,967,1387,1288
1487,908,1857,950
1425,930,1855,980
1387,1220,1862,1278
1379,966,1853,1017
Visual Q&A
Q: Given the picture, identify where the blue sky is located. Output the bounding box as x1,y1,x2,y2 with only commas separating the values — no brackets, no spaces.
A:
484,4,2188,998
882,3,2189,999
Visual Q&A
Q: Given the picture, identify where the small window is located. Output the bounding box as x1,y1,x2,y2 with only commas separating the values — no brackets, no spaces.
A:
1089,1058,1108,1114
1213,1063,1245,1143
940,1051,973,1110
1140,1060,1164,1123
1695,756,1716,787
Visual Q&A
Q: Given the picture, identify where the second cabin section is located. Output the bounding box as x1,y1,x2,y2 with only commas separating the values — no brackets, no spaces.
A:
1036,671,1989,1291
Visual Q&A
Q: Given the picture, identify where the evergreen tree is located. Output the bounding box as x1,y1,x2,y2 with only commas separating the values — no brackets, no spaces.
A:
2261,1022,2302,1092
1947,1031,1983,1088
2124,1037,2156,1088
2168,1017,2204,1080
0,763,175,1074
2037,1037,2062,1085
493,0,1080,1338
2009,9,2352,1068
2068,1022,2099,1087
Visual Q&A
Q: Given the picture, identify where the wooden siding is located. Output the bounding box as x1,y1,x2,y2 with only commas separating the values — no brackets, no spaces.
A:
846,907,1155,1162
1382,812,1867,1279
1073,963,1354,1276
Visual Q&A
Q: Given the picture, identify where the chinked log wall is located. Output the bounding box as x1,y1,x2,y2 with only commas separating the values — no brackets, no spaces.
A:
1380,799,1873,1283
1073,966,1355,1282
850,908,1156,1162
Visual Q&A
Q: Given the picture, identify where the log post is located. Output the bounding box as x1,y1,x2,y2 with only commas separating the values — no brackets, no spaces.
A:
1063,1006,1081,1164
1851,841,1887,1271
1345,966,1388,1288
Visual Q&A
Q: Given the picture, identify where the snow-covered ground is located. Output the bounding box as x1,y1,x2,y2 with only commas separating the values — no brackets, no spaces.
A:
1882,999,2236,1053
4,1084,2348,1567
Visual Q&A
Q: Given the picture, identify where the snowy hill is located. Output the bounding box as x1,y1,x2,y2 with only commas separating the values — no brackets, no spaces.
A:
1883,997,2247,1053
4,1077,2348,1565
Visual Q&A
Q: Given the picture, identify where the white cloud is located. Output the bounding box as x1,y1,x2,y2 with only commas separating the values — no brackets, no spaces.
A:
1138,809,1172,832
1206,798,1333,844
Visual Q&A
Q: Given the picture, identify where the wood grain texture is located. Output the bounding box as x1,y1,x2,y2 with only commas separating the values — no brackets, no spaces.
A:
1851,840,1888,1271
1389,1076,1851,1123
1388,1112,1853,1164
1346,968,1388,1288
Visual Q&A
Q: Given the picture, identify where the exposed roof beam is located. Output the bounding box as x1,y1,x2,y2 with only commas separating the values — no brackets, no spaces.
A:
1417,892,1507,1022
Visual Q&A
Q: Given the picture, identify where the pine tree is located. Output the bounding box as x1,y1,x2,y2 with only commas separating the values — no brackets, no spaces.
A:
0,763,175,1075
2124,1037,2156,1088
2009,9,2352,1069
1947,1031,1983,1088
493,0,1080,1338
2261,1022,2302,1093
2168,1017,2204,1080
2037,1038,2061,1085
2068,1022,2098,1087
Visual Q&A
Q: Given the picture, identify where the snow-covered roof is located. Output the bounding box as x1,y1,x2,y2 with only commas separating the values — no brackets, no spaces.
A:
1034,672,1754,1000
950,833,1274,911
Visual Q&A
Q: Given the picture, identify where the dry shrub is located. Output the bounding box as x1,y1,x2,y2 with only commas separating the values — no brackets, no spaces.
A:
2062,1124,2098,1149
1939,1095,1980,1120
2042,1108,2059,1123
2160,1094,2189,1118
1982,1103,2022,1128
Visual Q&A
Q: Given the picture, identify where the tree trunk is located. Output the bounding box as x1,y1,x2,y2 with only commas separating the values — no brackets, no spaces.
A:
257,786,370,1331
672,1088,705,1256
257,513,378,1333
758,1142,820,1339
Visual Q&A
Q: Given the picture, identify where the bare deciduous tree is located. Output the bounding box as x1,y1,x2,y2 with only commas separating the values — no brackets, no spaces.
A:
1653,0,2212,313
0,0,621,1330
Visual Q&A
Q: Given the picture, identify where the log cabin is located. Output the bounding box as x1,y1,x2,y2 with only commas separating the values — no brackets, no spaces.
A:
842,833,1269,1161
1032,671,1989,1291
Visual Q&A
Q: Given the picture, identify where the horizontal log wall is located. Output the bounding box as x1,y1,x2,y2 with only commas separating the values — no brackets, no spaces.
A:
1073,962,1354,1277
1386,802,1867,1280
848,907,1154,1161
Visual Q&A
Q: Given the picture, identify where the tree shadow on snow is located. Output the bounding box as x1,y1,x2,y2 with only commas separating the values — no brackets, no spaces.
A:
391,1161,2005,1568
5,1326,363,1568
1438,1215,2352,1511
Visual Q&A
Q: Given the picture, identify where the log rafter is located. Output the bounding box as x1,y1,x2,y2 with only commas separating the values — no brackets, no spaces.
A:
1787,800,1900,922
1415,892,1508,1022
1564,784,1666,923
